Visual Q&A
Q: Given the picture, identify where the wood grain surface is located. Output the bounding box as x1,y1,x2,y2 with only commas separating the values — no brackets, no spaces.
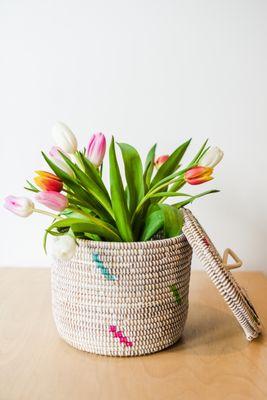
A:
0,269,266,400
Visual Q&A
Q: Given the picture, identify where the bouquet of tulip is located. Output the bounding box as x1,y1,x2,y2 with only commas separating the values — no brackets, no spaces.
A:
4,122,223,260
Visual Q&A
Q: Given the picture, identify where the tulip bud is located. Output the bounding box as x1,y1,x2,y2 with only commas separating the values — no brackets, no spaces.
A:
86,132,106,167
35,191,68,211
34,171,63,192
51,235,77,261
199,147,224,168
154,155,169,170
52,122,78,154
49,146,74,176
185,166,213,185
4,195,34,217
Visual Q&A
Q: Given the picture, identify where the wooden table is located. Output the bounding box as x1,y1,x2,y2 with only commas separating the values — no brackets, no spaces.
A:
0,269,266,400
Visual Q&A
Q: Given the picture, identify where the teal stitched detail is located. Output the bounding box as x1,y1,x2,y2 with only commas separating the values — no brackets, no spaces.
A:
92,253,117,281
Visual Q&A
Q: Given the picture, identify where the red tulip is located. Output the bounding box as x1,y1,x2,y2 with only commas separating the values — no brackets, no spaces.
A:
154,155,169,170
185,166,213,185
34,171,63,192
35,191,68,211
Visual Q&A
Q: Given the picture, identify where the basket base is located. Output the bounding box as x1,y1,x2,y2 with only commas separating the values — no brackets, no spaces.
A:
56,330,185,357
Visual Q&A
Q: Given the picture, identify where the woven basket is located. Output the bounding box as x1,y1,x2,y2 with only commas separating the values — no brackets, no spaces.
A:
51,233,192,356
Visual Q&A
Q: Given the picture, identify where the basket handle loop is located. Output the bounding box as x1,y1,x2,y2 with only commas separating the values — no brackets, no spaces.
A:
222,248,243,271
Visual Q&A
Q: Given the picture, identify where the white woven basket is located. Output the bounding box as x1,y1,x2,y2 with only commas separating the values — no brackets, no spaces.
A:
51,233,192,356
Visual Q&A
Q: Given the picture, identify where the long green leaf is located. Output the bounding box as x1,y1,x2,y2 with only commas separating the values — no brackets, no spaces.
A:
173,190,220,208
109,137,133,241
159,204,184,238
188,139,209,166
151,139,191,187
118,142,144,215
42,152,111,221
168,140,209,193
78,152,110,199
143,144,157,189
24,180,39,193
140,205,164,241
149,192,192,199
59,151,114,218
47,217,121,242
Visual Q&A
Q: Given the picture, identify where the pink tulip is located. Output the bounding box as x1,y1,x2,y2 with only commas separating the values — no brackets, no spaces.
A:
35,191,68,211
154,155,169,170
86,132,106,167
4,195,34,217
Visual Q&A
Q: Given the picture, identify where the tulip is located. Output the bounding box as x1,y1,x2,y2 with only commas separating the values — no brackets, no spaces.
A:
199,147,224,168
86,132,106,167
35,191,68,211
154,155,169,170
34,171,63,192
4,195,34,217
49,146,74,176
51,235,77,261
52,122,78,154
185,166,213,185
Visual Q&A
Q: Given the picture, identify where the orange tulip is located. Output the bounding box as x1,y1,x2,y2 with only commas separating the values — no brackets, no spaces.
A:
34,171,63,192
154,155,169,170
185,166,213,185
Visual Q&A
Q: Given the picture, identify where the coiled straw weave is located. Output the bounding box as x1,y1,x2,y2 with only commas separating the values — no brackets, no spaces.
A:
182,208,261,341
51,234,192,356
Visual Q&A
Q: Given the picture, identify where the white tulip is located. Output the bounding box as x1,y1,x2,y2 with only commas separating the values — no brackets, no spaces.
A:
49,146,75,176
199,146,224,168
52,122,78,154
4,195,34,217
51,235,77,261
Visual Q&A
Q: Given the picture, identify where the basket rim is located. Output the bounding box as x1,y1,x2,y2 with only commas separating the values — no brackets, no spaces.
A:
76,232,187,250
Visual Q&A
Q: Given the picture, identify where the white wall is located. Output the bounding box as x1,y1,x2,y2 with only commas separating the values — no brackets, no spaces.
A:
0,0,266,270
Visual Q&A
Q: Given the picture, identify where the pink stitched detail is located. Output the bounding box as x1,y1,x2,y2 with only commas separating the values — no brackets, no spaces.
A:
203,237,210,246
109,325,116,333
109,325,133,348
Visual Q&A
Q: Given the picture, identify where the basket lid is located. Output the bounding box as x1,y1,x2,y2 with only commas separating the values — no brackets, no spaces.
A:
181,208,261,341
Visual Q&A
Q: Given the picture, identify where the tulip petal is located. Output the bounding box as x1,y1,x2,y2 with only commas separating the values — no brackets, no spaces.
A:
35,191,68,211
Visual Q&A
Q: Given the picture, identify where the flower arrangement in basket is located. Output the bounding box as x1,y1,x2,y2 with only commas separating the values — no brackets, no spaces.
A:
4,122,223,259
4,123,225,356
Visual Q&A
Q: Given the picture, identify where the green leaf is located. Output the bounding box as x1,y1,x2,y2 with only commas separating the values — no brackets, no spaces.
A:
47,217,121,242
109,137,133,242
151,139,191,187
58,151,114,218
148,192,192,199
24,180,39,193
42,152,111,221
118,142,144,215
140,205,164,241
143,144,157,189
189,139,209,166
173,190,220,208
159,204,184,238
78,152,110,200
166,140,209,194
43,229,49,253
84,232,102,241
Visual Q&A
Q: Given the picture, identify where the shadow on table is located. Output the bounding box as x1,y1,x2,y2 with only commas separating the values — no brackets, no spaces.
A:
163,301,259,356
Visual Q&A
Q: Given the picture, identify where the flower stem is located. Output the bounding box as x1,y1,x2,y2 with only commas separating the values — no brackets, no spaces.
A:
34,209,63,219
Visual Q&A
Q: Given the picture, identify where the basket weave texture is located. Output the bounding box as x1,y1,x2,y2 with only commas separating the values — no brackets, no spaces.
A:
182,208,261,341
51,234,192,356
